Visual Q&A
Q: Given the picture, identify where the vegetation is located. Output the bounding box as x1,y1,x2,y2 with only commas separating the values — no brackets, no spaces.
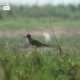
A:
0,36,80,80
0,35,80,46
0,4,80,80
0,18,80,29
0,45,80,80
0,4,80,29
0,4,80,19
0,46,80,80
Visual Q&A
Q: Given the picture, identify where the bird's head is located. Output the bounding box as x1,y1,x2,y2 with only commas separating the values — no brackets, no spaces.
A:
24,34,31,39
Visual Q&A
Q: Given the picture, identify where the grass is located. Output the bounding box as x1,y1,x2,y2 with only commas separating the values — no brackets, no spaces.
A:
0,36,80,80
0,35,80,46
0,12,80,80
0,46,80,80
0,18,80,29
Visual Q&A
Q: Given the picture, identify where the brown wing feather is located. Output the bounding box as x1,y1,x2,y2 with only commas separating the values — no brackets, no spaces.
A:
30,39,49,47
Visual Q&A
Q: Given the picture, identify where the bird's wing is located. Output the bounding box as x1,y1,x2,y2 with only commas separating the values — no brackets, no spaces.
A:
30,39,42,46
30,39,50,47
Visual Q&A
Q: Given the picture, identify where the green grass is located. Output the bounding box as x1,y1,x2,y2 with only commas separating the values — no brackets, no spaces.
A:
0,35,80,80
0,18,80,29
0,35,80,46
0,46,80,80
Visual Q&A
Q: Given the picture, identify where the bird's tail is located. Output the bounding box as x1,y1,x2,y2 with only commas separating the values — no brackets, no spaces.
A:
42,44,57,48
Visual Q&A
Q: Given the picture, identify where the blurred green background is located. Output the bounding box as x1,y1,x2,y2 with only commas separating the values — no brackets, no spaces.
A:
0,4,80,29
0,4,80,45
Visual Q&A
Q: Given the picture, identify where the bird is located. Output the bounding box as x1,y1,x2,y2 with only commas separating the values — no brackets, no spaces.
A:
24,34,52,47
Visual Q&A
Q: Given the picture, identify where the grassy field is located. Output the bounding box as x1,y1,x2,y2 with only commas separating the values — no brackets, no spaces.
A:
0,18,80,29
0,35,80,46
0,46,80,80
0,35,80,80
0,17,80,80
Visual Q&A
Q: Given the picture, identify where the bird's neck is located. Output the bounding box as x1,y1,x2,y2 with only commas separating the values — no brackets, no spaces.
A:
27,38,32,41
